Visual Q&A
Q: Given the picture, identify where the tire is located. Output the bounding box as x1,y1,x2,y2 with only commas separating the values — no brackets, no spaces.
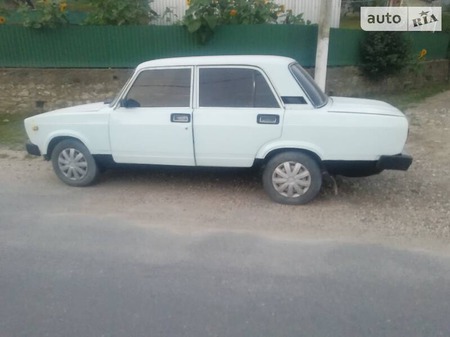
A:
51,139,99,187
262,152,322,205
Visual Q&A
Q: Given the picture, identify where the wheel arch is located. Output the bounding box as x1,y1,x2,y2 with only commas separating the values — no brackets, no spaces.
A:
46,136,88,160
262,148,324,169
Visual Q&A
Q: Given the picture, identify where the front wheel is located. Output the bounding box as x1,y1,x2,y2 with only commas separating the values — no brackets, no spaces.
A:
51,139,99,187
262,152,322,205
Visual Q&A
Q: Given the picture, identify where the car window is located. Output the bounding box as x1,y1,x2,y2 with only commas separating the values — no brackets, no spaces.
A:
289,63,328,108
199,68,279,108
126,68,191,107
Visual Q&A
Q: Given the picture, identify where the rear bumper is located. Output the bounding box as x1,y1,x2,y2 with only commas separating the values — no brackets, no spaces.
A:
376,153,413,171
26,141,41,156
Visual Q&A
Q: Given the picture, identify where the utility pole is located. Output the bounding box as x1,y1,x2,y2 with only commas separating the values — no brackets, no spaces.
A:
314,0,333,92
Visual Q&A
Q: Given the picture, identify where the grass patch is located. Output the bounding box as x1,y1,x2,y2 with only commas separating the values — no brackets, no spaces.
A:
366,83,450,111
0,112,33,151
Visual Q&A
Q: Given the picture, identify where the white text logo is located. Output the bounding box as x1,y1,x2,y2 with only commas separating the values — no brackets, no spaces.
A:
361,7,442,32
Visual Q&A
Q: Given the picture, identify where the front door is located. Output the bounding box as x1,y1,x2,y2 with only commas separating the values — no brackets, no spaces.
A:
110,67,195,166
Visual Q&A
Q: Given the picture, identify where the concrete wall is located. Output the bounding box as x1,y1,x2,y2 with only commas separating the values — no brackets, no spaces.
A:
0,68,133,115
1,60,447,115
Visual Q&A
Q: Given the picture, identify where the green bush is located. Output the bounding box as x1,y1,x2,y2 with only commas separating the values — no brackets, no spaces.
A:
183,0,308,44
341,0,387,16
17,0,69,29
360,31,412,81
83,0,157,25
0,11,7,25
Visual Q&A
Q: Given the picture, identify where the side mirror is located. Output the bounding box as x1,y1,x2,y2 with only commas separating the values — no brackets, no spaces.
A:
120,98,141,108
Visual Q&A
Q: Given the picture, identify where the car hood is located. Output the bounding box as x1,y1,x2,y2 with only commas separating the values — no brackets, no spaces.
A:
328,97,405,117
41,102,108,117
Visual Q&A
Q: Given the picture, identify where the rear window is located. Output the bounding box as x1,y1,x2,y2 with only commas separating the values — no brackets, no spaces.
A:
289,63,328,108
199,68,279,108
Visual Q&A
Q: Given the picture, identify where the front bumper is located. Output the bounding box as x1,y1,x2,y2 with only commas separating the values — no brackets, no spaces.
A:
376,153,413,171
26,141,41,156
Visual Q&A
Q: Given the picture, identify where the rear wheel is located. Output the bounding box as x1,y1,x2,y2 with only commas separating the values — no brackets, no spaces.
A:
51,139,99,187
263,152,322,205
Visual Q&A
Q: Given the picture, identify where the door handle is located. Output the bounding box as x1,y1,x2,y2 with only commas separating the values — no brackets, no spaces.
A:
257,114,279,125
171,114,191,123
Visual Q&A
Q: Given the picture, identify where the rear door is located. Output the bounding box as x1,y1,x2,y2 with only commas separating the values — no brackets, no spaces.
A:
193,66,284,167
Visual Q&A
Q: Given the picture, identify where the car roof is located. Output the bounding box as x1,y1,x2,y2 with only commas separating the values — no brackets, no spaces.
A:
136,55,297,70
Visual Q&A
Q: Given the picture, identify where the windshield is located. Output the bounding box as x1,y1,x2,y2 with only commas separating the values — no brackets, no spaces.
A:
289,63,328,108
109,70,136,107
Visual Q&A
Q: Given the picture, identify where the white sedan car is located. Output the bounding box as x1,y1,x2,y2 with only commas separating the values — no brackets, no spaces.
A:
24,55,412,204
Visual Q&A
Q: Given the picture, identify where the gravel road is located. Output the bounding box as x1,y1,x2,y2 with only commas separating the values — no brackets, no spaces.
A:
1,90,449,251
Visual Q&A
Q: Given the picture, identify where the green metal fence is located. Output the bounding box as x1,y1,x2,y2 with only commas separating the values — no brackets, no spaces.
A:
0,25,448,68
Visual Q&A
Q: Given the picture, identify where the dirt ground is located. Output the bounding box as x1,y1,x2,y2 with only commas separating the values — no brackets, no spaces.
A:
1,90,449,251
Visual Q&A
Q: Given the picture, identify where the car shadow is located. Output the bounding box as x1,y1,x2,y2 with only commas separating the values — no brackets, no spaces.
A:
100,165,263,190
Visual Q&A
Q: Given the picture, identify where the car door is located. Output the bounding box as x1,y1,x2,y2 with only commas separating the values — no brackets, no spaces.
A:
193,66,284,167
109,67,195,166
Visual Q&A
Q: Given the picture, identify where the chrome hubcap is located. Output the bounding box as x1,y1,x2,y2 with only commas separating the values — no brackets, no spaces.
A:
272,161,311,198
58,148,88,181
